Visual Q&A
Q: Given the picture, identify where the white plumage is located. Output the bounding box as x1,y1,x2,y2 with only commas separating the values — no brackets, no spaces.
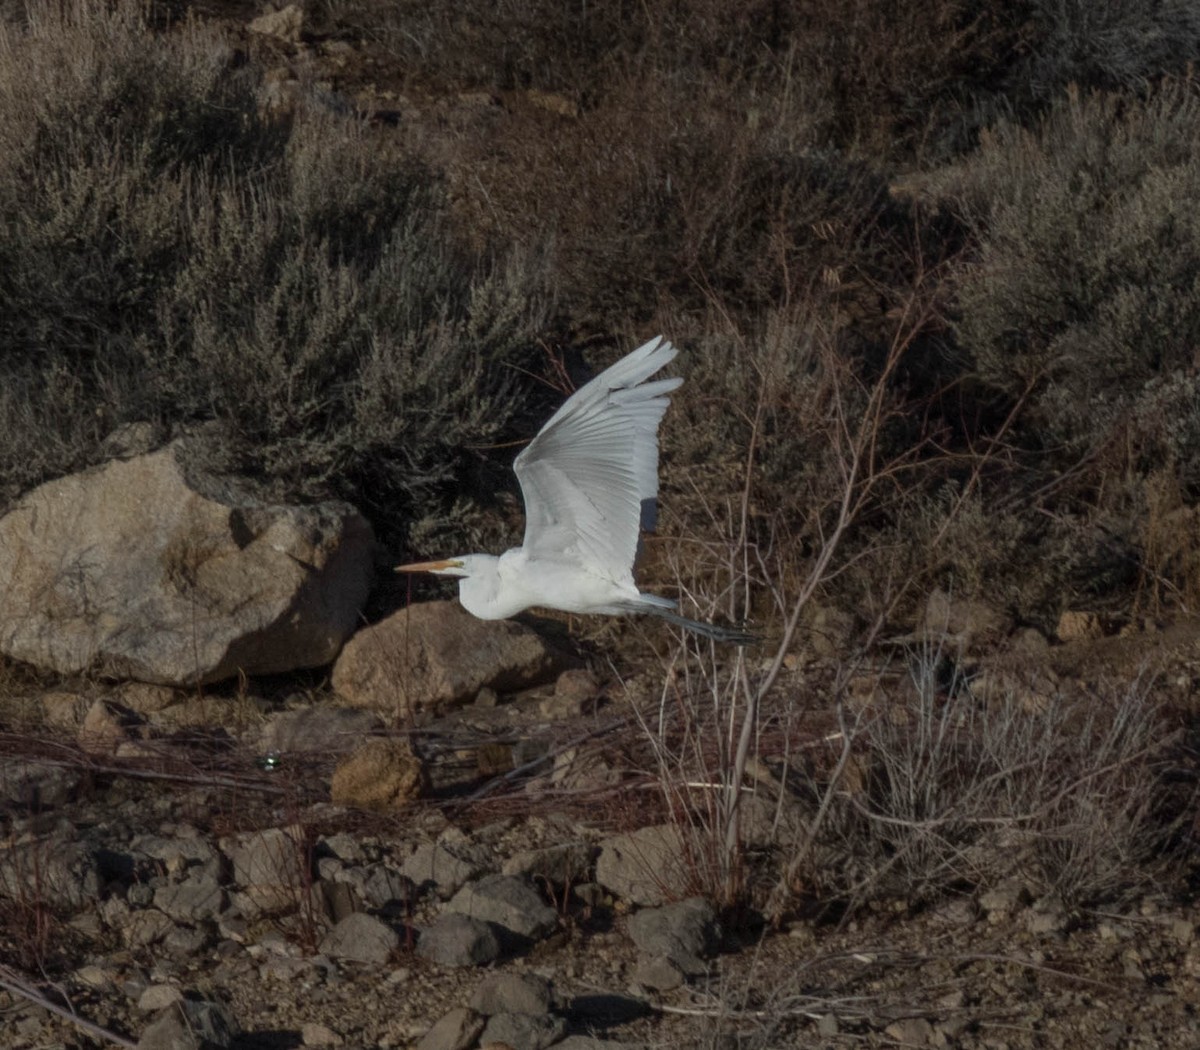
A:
395,337,753,643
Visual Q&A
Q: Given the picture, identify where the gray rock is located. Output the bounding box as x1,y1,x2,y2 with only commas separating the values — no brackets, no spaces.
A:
154,872,225,923
130,834,221,880
401,839,493,899
163,923,212,957
626,897,717,974
0,836,100,909
2,760,78,808
319,911,399,964
416,1007,485,1050
358,864,416,909
137,997,239,1049
469,971,554,1016
631,953,685,991
222,827,307,912
595,825,692,907
502,842,595,885
417,914,501,968
332,600,576,715
125,910,176,948
478,1011,566,1050
445,874,557,942
137,985,184,1012
0,441,374,685
259,705,383,756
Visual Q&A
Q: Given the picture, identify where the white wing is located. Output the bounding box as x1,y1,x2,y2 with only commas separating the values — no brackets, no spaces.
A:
513,336,682,582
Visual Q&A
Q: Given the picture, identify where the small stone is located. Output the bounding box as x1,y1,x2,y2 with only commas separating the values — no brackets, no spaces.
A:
78,699,136,754
402,839,494,899
478,1011,566,1050
319,912,399,964
330,738,428,809
1056,610,1104,641
248,4,303,43
596,825,692,906
301,1021,343,1046
416,1007,485,1050
137,998,239,1050
816,1014,839,1037
470,972,554,1016
445,874,557,942
417,914,501,968
1171,918,1195,943
884,1017,933,1045
137,985,183,1012
626,897,717,973
632,953,685,991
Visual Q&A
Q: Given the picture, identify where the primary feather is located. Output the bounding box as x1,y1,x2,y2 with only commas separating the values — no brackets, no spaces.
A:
514,336,681,586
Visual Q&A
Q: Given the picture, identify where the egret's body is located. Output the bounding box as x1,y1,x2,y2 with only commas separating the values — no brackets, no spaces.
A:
397,337,751,643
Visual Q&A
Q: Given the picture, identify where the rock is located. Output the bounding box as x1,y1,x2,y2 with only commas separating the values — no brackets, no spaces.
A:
221,826,307,913
154,872,225,923
137,985,184,1012
0,837,100,909
137,997,239,1050
301,1021,343,1046
980,878,1032,922
596,825,692,907
332,600,575,715
920,589,1010,648
118,682,178,715
540,668,600,718
259,705,383,755
248,4,303,43
445,874,557,943
0,442,374,685
319,912,399,964
78,699,141,755
478,1011,566,1050
417,914,501,968
626,897,717,974
2,759,78,808
130,833,220,880
631,953,685,991
125,910,176,948
502,842,595,886
416,1007,485,1050
1057,609,1105,641
330,737,428,808
349,863,416,910
40,690,89,729
883,1017,934,1045
469,972,554,1016
402,839,494,899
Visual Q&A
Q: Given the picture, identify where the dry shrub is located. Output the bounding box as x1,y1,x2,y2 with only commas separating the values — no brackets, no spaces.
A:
787,656,1190,913
0,0,550,553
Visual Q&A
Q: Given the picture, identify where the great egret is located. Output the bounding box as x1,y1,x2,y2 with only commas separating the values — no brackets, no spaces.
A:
395,336,754,644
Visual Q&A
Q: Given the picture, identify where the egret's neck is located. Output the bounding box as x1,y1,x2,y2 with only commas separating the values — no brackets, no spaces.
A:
457,551,530,620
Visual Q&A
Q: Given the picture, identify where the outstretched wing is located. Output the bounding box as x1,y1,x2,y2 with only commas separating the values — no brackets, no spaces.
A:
513,336,681,582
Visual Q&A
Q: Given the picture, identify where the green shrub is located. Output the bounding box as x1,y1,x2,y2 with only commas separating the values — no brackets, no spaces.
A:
0,0,548,549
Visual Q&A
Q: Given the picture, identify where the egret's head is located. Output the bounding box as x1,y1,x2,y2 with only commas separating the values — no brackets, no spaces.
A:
394,556,472,578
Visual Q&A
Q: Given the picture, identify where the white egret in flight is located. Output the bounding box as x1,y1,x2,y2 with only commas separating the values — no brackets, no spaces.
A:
395,336,755,644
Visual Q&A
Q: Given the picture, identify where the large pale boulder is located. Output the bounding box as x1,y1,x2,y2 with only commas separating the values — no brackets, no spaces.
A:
332,600,575,715
0,442,374,685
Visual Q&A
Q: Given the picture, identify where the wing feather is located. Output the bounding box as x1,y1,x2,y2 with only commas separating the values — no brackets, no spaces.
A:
513,337,681,582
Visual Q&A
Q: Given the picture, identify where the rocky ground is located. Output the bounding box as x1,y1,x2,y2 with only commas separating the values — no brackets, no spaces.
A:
3,600,1200,1049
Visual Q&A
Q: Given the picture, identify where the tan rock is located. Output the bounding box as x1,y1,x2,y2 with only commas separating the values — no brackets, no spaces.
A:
248,4,303,43
41,690,89,730
1056,609,1104,642
332,600,575,716
330,738,427,809
78,699,134,755
0,441,374,685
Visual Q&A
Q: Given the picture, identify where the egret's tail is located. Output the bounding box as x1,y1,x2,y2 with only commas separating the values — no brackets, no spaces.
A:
626,596,760,646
